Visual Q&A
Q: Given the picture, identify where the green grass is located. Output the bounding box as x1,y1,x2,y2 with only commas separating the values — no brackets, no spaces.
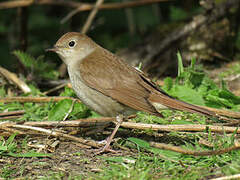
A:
0,133,50,158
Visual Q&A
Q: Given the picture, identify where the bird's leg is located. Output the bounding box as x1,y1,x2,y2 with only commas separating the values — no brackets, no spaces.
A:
97,114,123,154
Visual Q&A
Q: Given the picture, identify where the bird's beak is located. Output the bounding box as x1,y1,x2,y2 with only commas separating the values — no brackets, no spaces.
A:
45,46,59,52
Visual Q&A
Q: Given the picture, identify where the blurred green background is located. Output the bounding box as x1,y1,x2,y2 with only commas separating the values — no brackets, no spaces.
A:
0,0,203,71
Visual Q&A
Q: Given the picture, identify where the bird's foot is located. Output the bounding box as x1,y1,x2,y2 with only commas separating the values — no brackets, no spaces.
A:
94,115,123,154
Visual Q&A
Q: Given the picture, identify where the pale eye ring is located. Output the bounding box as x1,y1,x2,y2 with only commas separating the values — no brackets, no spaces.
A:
68,40,76,48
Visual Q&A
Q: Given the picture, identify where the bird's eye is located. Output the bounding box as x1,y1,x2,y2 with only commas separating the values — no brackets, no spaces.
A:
68,40,75,47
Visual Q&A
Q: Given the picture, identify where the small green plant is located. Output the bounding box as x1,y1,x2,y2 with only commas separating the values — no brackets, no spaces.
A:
13,50,59,80
0,133,50,158
162,52,240,110
1,165,19,179
48,99,91,121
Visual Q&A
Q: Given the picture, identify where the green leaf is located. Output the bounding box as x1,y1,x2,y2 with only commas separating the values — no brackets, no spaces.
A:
177,51,184,77
0,146,8,151
60,87,77,97
127,137,150,148
205,89,240,108
169,85,205,106
70,102,90,119
13,50,36,68
48,99,73,121
7,151,51,158
190,57,197,70
6,133,17,145
171,119,194,124
162,77,173,92
13,50,59,80
48,99,90,121
150,148,180,158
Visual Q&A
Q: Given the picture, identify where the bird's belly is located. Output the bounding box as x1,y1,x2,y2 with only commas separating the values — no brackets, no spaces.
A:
68,68,136,117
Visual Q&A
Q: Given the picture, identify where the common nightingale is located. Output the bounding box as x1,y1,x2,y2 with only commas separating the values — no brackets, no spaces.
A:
47,32,216,152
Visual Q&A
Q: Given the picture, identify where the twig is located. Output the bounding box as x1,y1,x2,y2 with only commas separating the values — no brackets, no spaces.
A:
60,8,82,24
46,99,76,146
0,115,23,120
202,106,240,119
210,174,240,180
150,140,240,156
23,117,115,127
81,0,104,33
120,122,240,133
0,122,26,135
12,119,240,134
0,96,80,103
0,66,31,93
5,124,100,148
42,83,67,95
0,0,170,10
63,99,76,121
0,110,25,117
39,79,70,87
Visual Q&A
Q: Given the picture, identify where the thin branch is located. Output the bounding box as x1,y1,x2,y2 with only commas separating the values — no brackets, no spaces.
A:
0,121,26,135
0,0,170,10
10,119,240,134
0,96,80,103
63,99,76,121
3,123,100,148
0,115,23,120
81,0,104,34
23,117,115,127
42,83,67,95
210,174,240,180
202,106,240,119
0,110,25,117
120,122,240,133
150,140,240,156
62,0,104,26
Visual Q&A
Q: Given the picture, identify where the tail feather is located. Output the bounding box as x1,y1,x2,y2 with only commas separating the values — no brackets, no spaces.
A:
149,93,216,116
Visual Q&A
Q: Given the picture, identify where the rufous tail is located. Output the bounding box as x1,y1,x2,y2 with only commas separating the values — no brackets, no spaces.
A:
149,93,216,116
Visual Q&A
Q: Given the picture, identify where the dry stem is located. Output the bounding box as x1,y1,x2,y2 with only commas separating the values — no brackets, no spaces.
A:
150,141,240,156
0,96,80,103
0,0,170,10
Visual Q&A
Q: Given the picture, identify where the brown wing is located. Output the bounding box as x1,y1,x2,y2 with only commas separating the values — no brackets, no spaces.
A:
78,47,160,116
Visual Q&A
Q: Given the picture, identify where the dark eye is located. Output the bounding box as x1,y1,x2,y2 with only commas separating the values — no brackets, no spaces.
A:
68,40,75,47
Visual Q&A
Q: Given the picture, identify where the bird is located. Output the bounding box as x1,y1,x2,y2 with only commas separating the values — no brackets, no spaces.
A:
47,32,216,153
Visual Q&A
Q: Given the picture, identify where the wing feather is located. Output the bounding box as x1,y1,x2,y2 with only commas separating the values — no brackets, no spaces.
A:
78,47,159,115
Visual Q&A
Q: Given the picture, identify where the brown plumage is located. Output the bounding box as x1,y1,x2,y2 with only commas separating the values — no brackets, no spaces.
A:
47,32,216,152
78,45,215,117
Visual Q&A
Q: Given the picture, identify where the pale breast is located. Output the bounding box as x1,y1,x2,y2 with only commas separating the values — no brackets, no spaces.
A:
67,66,136,117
